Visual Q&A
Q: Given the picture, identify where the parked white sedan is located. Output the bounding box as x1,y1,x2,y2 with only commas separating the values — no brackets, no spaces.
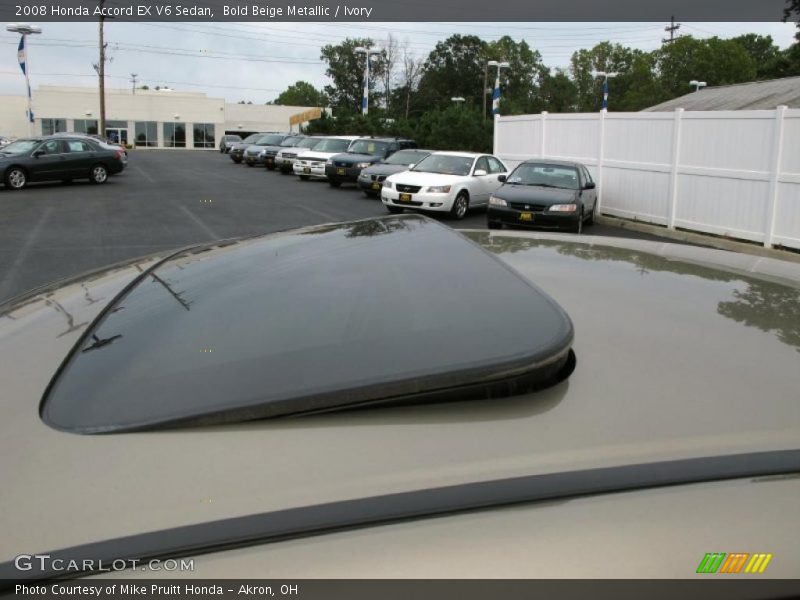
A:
293,136,360,180
381,152,508,219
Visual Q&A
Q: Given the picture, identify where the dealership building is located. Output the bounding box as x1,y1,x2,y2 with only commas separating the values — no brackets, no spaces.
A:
0,85,325,148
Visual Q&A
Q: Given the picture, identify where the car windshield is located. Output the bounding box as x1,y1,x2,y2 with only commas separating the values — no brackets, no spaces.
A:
296,137,323,149
259,134,287,146
313,138,352,153
0,139,39,155
349,140,389,155
412,154,474,176
280,137,305,147
507,164,580,189
241,134,260,143
224,135,241,141
384,150,429,165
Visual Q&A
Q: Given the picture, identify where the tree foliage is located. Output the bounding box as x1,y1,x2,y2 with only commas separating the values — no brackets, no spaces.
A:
320,38,384,115
272,81,327,107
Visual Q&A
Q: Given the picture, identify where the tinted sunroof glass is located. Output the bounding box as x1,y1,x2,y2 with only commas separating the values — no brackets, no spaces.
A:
41,215,573,434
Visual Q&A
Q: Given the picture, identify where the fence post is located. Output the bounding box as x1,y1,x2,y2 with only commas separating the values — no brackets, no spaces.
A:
764,105,787,248
667,108,684,229
540,111,548,158
596,109,606,214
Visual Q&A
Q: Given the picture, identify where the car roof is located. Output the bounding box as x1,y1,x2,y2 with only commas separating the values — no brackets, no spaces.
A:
518,159,585,168
429,151,484,158
1,225,798,562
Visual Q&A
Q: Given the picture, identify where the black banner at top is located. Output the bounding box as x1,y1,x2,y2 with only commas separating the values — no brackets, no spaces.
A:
0,0,795,22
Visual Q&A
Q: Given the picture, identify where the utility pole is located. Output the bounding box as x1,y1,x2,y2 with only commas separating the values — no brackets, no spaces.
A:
130,73,138,94
98,0,106,137
663,16,681,44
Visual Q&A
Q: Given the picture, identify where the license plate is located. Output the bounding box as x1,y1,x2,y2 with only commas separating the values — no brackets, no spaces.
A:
371,182,381,190
336,168,346,176
519,212,533,222
399,193,412,202
303,167,311,174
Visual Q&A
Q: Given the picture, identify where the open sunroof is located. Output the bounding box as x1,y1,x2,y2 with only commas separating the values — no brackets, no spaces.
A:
40,215,574,434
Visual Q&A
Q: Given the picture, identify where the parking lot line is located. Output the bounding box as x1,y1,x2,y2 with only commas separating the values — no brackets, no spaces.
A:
0,206,53,301
176,204,221,241
132,164,157,184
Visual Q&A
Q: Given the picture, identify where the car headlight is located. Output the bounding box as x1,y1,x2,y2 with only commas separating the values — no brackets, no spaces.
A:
383,181,393,189
549,204,578,212
426,185,452,193
489,196,507,206
355,162,372,169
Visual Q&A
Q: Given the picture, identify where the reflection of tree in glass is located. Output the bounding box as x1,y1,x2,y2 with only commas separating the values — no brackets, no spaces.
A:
300,217,415,238
468,233,800,352
718,285,800,353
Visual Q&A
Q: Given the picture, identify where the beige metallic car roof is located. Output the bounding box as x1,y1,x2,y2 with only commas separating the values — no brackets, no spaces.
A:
1,228,799,571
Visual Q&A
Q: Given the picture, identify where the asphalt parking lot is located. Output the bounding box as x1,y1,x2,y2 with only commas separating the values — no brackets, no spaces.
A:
1,149,686,303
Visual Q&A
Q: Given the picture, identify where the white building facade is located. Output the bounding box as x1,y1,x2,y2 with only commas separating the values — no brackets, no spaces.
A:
0,85,323,148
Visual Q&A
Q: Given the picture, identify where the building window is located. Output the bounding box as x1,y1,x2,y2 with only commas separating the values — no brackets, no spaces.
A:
164,122,186,148
41,118,66,135
193,123,215,149
73,119,98,135
135,121,158,147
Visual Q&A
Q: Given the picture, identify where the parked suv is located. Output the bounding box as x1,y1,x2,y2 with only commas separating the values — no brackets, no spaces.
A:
357,149,433,197
229,133,272,164
261,135,306,170
293,136,359,180
275,137,324,174
243,133,293,166
324,137,417,187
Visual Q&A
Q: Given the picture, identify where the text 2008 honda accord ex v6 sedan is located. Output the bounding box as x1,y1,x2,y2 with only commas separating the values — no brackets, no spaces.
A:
0,215,798,583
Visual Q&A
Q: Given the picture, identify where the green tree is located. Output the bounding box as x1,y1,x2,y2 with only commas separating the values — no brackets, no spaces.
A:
569,42,638,111
731,34,783,79
487,36,548,115
272,81,328,107
320,38,384,115
539,68,578,112
418,35,488,110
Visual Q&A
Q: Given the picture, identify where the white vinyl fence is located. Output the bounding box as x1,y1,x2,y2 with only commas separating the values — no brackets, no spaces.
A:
494,107,800,249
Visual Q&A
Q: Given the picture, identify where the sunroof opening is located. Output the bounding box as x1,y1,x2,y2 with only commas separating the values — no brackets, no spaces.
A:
40,215,574,434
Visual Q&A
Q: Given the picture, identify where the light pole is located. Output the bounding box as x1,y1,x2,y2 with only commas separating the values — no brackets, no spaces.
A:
355,46,382,115
486,60,510,117
592,71,619,111
689,80,707,92
451,96,466,108
7,23,42,135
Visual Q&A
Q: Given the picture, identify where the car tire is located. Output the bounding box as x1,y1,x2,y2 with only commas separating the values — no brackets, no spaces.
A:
265,165,275,171
5,167,27,190
299,175,310,181
487,220,503,230
328,180,341,188
572,209,584,234
450,192,469,220
232,158,241,164
386,206,404,214
90,164,109,184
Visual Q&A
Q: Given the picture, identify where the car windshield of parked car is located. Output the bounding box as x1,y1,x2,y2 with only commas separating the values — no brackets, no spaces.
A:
241,134,260,144
280,137,305,147
296,137,323,149
349,140,389,155
0,139,39,155
411,154,474,176
384,150,429,165
313,138,352,153
258,134,286,146
508,164,580,189
224,135,241,142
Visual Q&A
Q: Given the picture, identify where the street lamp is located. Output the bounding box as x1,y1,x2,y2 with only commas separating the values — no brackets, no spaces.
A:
484,60,510,118
355,46,382,115
7,23,42,135
689,80,707,92
592,71,619,111
451,96,466,107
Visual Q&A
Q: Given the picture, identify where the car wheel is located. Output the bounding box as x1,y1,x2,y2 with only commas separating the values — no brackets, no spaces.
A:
90,164,109,184
5,167,27,190
265,165,275,171
299,175,310,181
328,180,341,188
572,209,584,234
487,220,503,230
386,206,404,214
232,158,241,164
450,192,469,220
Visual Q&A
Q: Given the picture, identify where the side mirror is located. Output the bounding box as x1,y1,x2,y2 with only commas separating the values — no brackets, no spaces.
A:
584,181,596,190
473,169,488,177
33,149,45,158
498,174,507,182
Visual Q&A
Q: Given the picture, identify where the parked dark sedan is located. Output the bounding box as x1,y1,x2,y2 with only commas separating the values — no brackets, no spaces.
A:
357,149,433,197
325,138,417,187
260,135,305,170
1,135,126,190
487,160,597,233
219,134,242,153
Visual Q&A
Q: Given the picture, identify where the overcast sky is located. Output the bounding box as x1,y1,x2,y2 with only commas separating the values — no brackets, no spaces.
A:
0,21,796,103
